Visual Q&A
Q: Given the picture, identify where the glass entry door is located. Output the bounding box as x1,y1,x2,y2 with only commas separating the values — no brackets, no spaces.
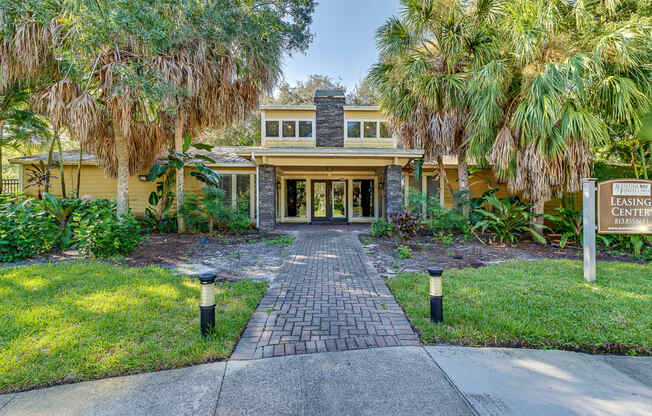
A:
311,180,347,221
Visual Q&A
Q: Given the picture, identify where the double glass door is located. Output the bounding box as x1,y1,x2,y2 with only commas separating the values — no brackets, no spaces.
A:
312,180,347,221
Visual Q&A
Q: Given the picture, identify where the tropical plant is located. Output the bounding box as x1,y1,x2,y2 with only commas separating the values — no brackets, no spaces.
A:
599,234,652,259
24,162,55,199
202,186,251,233
397,245,412,259
370,218,393,238
71,199,143,257
0,84,48,193
426,204,470,236
463,0,651,219
548,207,583,248
42,193,79,249
1,0,316,225
0,196,59,262
369,0,500,212
390,212,420,241
473,194,546,245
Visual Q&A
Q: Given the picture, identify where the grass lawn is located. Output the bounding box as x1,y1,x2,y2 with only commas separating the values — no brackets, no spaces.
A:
388,259,651,355
0,262,267,393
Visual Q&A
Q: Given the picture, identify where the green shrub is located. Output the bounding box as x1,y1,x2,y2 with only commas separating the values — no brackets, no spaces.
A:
390,212,420,241
426,204,470,235
397,244,412,259
0,196,59,262
599,234,652,259
472,194,546,244
71,199,143,257
370,219,393,237
202,186,252,234
548,207,583,248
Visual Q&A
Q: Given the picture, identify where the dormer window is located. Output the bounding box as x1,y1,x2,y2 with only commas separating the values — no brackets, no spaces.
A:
265,120,313,139
346,120,392,139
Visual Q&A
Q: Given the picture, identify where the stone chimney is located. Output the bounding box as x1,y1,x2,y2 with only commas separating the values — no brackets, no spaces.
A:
314,89,345,147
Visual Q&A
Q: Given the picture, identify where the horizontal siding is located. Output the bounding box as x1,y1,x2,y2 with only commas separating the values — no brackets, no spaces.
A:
344,110,384,120
264,139,315,148
344,138,394,149
21,165,255,217
423,167,563,213
264,110,315,119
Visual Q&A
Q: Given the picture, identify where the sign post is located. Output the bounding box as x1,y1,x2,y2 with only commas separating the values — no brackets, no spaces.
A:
582,178,597,283
585,178,652,283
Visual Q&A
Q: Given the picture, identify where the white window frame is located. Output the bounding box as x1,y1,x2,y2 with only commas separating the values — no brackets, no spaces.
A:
263,119,315,140
345,120,392,139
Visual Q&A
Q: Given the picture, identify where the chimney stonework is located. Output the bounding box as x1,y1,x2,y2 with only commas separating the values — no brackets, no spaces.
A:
314,90,345,147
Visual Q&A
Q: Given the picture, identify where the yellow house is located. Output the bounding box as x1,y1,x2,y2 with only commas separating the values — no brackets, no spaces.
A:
11,89,555,230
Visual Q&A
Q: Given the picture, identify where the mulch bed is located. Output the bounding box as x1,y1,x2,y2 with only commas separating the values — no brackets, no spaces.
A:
361,233,645,278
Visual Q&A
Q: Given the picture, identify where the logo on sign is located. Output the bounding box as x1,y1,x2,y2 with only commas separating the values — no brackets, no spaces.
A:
613,182,651,196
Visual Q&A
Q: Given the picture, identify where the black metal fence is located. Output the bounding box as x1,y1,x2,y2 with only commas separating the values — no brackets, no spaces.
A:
1,179,19,195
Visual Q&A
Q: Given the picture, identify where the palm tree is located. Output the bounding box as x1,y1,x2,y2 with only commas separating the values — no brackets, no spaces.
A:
1,0,315,221
465,0,651,219
369,0,502,212
0,84,47,193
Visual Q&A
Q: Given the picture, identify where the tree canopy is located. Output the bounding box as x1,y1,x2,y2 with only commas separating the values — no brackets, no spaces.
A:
1,0,316,215
370,0,651,210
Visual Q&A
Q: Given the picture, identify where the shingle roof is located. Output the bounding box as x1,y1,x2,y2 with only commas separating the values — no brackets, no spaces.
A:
10,148,255,166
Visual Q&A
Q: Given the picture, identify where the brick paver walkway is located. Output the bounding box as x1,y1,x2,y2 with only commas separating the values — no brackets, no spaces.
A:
232,228,420,360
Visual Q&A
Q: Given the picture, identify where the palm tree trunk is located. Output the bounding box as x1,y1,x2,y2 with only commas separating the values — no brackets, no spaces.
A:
55,130,66,198
630,149,639,178
115,130,130,218
76,147,82,196
531,200,545,225
457,148,470,215
46,137,55,194
438,156,446,208
639,145,648,180
0,125,4,195
175,114,186,233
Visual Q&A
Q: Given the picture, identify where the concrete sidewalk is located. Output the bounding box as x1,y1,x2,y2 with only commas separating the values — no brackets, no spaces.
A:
1,346,651,416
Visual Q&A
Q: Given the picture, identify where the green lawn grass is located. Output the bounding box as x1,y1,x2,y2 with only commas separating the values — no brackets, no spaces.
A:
0,263,267,393
388,259,651,355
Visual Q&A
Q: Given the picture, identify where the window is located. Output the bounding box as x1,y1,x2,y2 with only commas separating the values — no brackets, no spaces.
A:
347,121,361,138
379,122,391,138
299,121,313,138
346,120,391,139
282,121,296,138
352,180,375,218
265,121,279,137
363,121,378,138
266,120,313,139
236,175,251,213
286,180,307,218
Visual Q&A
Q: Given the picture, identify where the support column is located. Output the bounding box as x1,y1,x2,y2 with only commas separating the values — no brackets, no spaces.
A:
258,165,277,231
385,165,403,220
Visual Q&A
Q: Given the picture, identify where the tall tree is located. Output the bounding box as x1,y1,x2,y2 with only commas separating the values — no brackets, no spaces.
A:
0,84,46,193
1,0,315,223
347,77,378,106
269,74,345,105
369,0,500,211
465,0,651,219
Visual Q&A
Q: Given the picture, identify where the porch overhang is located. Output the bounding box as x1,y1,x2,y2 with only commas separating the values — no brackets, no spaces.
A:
251,147,424,168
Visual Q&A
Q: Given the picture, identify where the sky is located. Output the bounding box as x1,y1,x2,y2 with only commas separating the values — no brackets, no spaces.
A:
281,0,402,90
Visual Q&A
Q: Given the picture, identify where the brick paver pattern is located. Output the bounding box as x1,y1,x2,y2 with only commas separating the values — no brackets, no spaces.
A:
232,230,420,359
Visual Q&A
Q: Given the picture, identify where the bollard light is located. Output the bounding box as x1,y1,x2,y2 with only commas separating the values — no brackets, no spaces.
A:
197,273,217,337
428,267,443,324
